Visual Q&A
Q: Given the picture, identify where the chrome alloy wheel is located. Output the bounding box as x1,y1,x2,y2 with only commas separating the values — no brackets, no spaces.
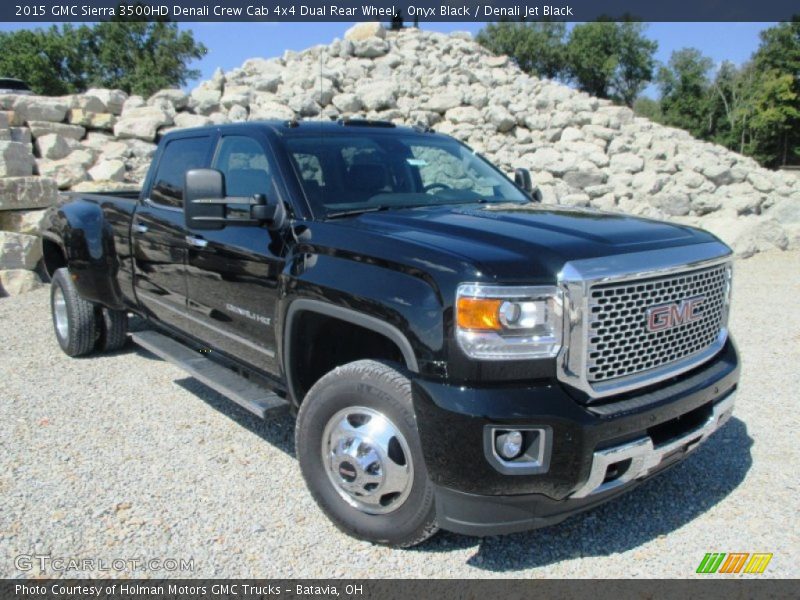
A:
322,406,414,515
53,286,69,340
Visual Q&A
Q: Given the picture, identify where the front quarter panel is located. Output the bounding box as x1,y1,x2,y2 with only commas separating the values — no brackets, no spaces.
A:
280,250,445,377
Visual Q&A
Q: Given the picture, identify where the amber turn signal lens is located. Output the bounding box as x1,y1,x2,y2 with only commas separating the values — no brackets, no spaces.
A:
456,297,503,331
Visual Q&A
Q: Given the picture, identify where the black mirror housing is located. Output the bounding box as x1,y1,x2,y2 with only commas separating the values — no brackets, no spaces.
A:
184,169,286,231
185,169,226,231
514,167,542,202
514,167,532,193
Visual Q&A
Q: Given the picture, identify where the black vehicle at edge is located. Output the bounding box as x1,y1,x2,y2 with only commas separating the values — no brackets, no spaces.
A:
41,120,740,546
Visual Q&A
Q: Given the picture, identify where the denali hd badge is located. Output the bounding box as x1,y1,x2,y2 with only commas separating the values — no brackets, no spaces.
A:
225,303,271,326
646,296,706,332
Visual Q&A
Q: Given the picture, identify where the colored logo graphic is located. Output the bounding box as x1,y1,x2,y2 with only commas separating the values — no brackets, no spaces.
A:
696,553,773,574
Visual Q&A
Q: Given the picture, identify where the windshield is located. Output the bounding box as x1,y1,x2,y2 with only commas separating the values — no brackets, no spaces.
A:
283,132,528,217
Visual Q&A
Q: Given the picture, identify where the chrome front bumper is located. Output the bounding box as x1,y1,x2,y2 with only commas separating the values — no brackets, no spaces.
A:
571,391,736,498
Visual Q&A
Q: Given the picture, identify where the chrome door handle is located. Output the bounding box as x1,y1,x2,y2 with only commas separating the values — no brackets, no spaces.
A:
185,235,208,249
133,223,148,234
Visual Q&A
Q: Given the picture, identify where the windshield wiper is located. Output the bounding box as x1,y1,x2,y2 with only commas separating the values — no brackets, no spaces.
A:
325,198,521,219
325,206,391,219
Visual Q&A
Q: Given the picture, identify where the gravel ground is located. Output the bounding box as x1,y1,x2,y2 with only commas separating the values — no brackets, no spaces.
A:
1,250,798,579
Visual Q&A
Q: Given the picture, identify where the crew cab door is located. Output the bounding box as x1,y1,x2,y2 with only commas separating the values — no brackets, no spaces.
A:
184,133,287,375
133,133,214,330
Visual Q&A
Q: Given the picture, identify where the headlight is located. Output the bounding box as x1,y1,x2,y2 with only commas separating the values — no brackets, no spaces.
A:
455,284,563,360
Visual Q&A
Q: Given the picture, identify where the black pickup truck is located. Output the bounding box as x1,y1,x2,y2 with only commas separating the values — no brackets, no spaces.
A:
41,120,739,547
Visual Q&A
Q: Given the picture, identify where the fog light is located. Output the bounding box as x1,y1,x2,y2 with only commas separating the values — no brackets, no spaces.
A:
495,430,524,459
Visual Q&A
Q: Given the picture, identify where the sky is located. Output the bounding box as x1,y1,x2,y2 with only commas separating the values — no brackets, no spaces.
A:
0,21,775,96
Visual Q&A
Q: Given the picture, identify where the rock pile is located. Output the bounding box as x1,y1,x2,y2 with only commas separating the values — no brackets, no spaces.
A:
1,24,798,296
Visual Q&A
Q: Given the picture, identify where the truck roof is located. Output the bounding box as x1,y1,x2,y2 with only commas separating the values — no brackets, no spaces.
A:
162,118,441,140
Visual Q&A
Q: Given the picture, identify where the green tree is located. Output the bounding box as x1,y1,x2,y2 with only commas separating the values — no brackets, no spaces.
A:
706,61,756,154
565,21,658,106
747,70,800,166
88,20,207,97
656,48,714,138
565,22,619,100
613,22,660,106
753,19,800,78
0,25,94,95
0,21,206,97
633,97,662,122
750,20,800,165
476,21,567,80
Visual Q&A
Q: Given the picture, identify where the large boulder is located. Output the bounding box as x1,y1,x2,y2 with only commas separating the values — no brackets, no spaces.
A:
563,168,607,189
423,90,462,114
484,105,516,133
702,214,790,258
35,134,78,160
189,87,222,115
609,152,645,174
0,209,47,234
344,22,386,42
352,38,390,59
0,176,59,210
113,107,173,142
332,93,363,113
220,86,252,110
12,96,69,124
0,269,43,297
88,159,126,182
148,89,189,110
444,106,481,125
27,121,86,140
248,97,294,120
173,113,214,129
647,191,691,216
228,105,248,122
9,127,32,145
0,231,42,270
764,198,800,224
67,109,117,131
70,94,107,113
36,150,95,189
84,88,127,115
356,80,398,111
0,141,35,176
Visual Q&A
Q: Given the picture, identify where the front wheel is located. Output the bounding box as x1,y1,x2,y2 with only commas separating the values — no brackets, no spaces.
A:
295,360,438,547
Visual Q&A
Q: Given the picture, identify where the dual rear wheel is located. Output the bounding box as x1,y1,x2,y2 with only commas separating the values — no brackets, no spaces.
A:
50,267,129,357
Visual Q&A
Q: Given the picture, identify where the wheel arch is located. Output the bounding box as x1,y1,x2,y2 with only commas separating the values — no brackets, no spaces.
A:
283,299,419,406
41,233,67,278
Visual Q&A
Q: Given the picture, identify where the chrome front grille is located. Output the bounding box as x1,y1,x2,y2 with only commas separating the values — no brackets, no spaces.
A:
586,264,729,383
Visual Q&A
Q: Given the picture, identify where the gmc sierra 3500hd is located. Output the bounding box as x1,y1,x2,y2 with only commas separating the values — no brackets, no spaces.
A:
41,120,739,547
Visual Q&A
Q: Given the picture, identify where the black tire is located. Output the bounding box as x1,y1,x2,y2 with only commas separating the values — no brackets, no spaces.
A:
97,308,129,352
50,267,97,357
295,360,439,547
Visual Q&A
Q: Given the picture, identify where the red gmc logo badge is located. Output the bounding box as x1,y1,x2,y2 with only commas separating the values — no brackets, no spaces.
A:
645,295,706,332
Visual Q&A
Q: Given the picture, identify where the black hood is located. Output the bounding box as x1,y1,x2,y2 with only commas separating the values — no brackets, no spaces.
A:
328,203,718,282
